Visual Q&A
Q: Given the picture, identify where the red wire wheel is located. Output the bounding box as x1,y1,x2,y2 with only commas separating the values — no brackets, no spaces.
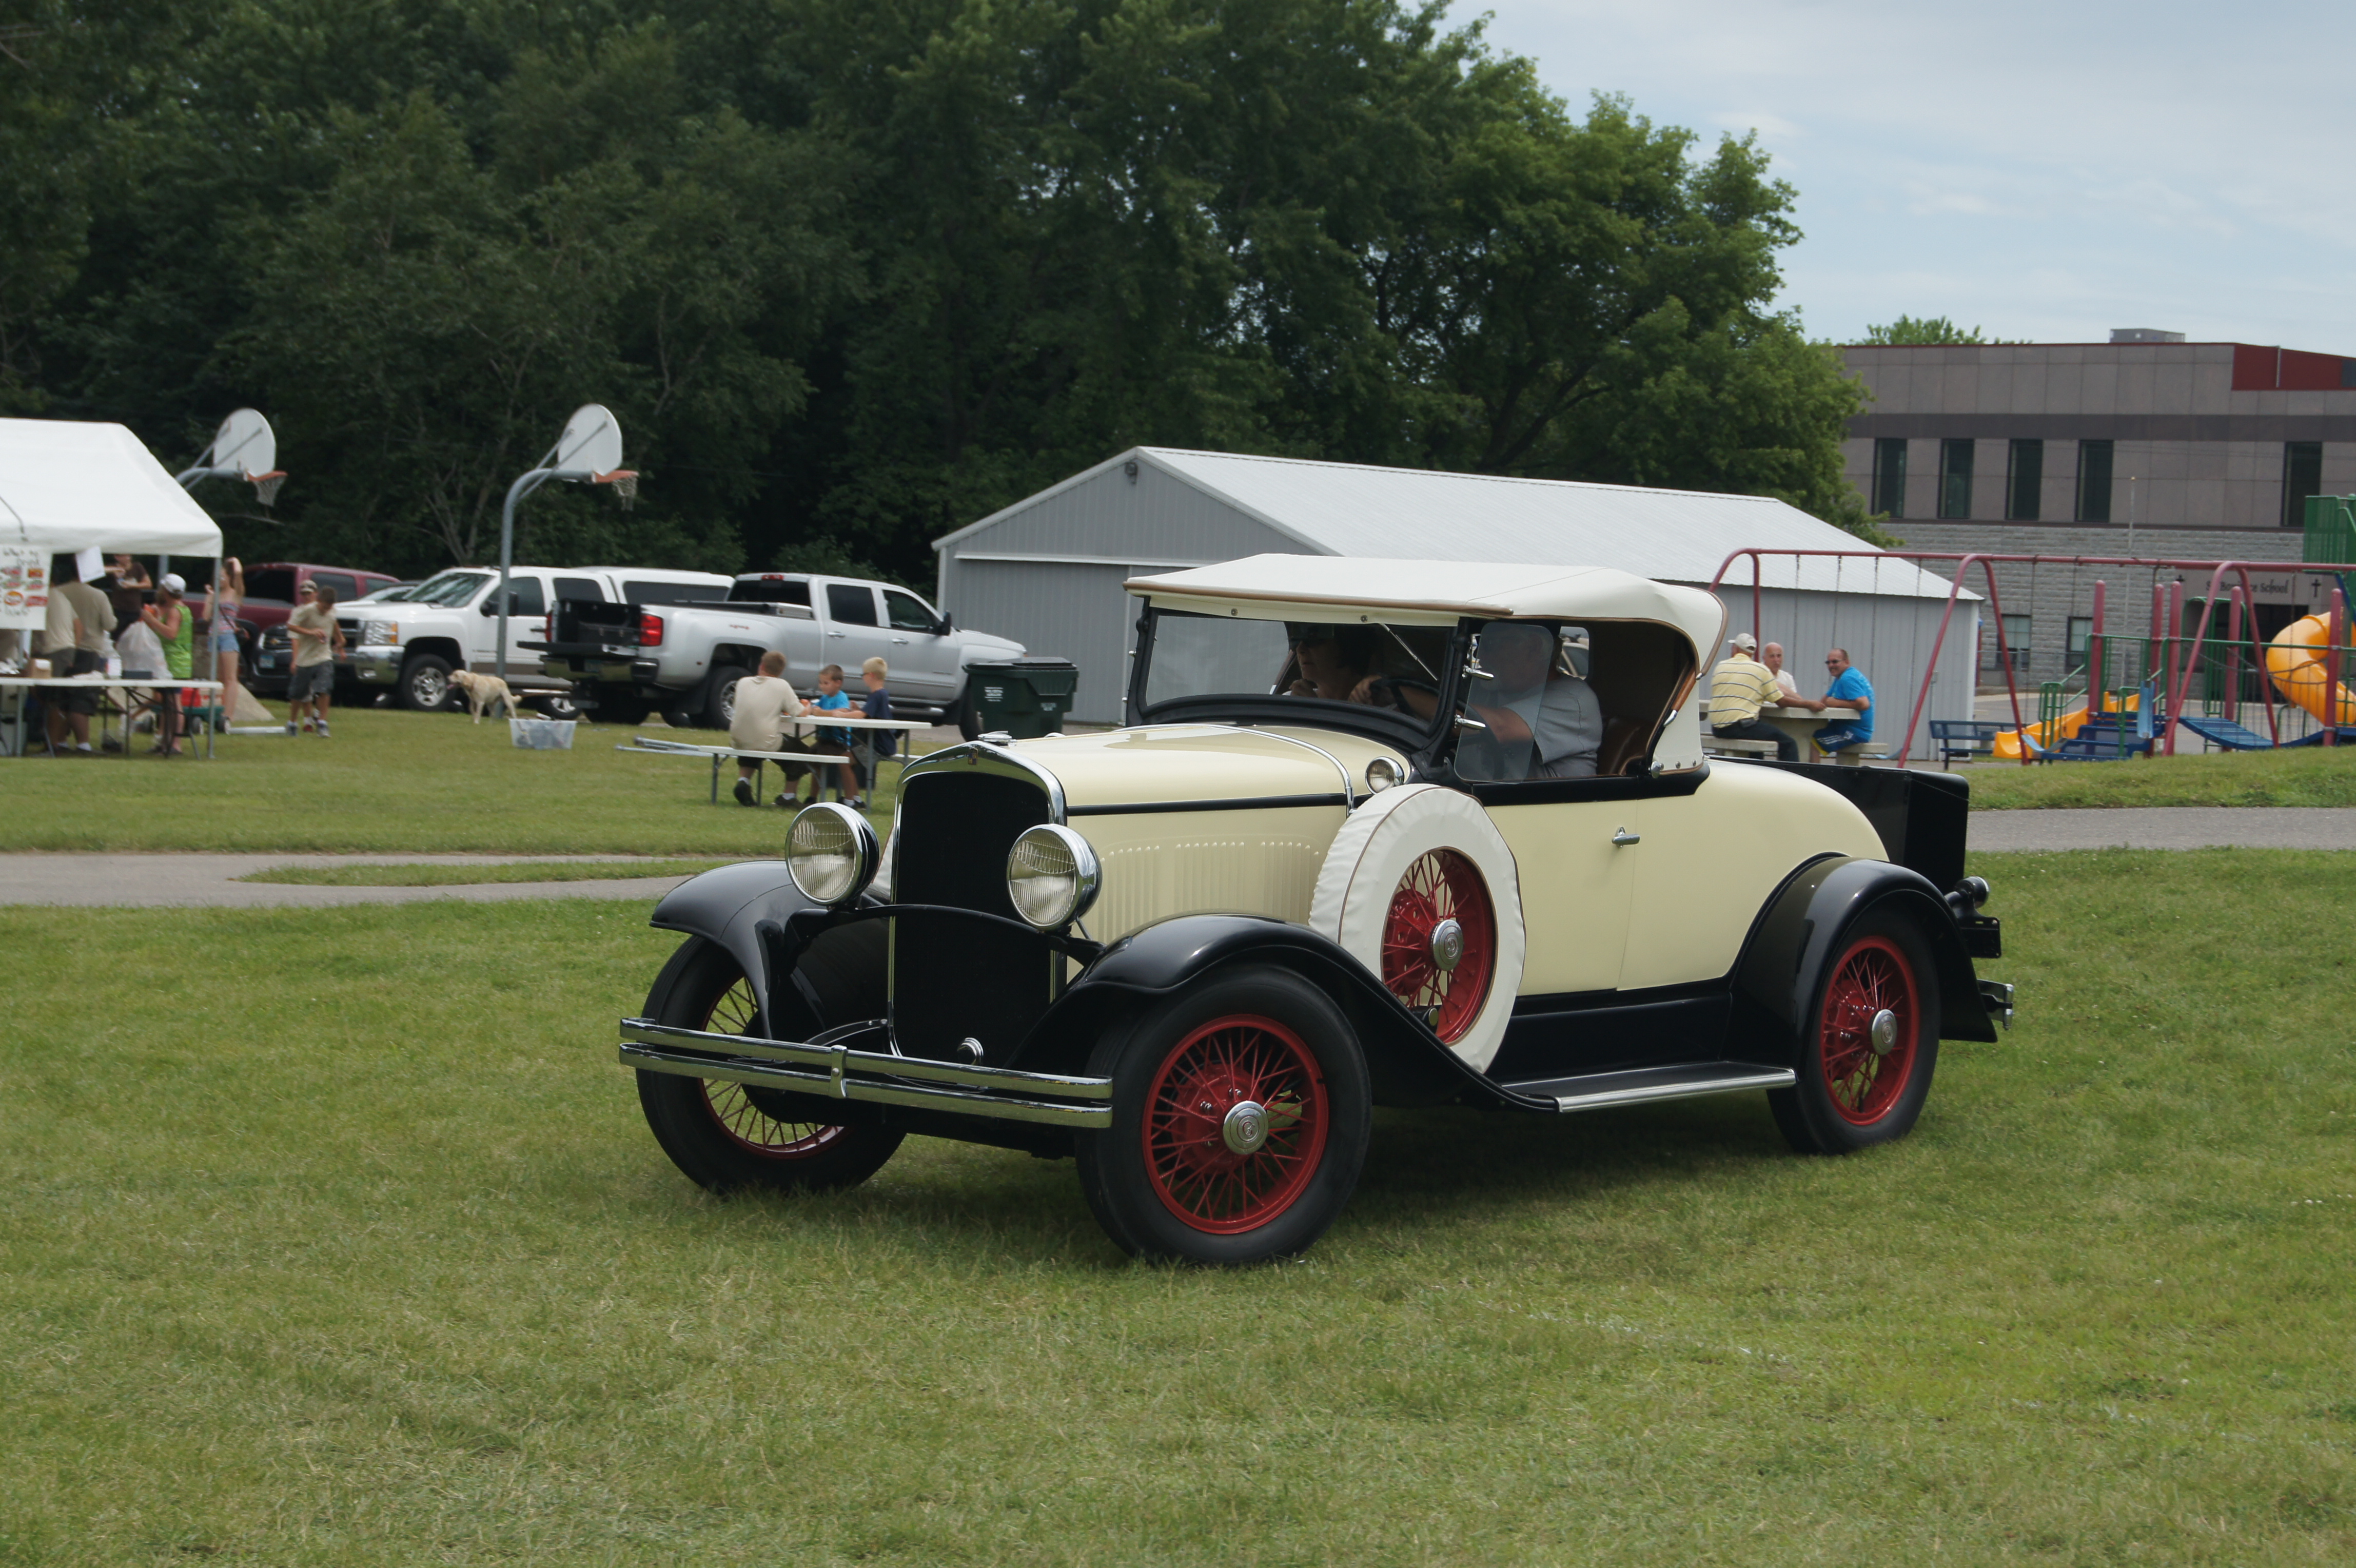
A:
1816,934,1920,1126
1379,849,1497,1042
697,968,847,1161
1142,1014,1330,1234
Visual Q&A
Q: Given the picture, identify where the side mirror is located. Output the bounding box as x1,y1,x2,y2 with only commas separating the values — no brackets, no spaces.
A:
479,599,497,617
937,615,954,634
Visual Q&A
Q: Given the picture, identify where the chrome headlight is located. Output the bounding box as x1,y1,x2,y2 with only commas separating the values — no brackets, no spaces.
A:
786,803,880,907
1006,824,1101,929
1365,756,1403,792
360,619,398,645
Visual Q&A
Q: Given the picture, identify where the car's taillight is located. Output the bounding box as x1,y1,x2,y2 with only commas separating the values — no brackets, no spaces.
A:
639,613,665,647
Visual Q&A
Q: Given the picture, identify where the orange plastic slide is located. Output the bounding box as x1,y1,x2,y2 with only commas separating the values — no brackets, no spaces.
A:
2265,614,2356,726
1989,690,2141,761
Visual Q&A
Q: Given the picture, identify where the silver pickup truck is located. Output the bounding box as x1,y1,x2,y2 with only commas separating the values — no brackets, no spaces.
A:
529,572,1023,731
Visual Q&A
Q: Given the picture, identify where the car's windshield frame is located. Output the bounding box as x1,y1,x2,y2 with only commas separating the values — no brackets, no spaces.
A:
1128,604,1470,751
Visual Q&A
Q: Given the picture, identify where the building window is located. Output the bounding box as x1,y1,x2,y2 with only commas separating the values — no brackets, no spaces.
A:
2066,615,2092,673
1872,438,1908,518
2077,439,2114,522
2283,441,2324,529
1983,613,2032,672
1939,439,1975,519
2006,439,2044,521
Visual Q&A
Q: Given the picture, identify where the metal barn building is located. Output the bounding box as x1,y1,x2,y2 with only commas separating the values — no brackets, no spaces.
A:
935,447,1979,755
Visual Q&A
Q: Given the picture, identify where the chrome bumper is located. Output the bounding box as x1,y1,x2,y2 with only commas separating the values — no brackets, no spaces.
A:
351,646,401,682
1978,979,2015,1029
618,1017,1113,1129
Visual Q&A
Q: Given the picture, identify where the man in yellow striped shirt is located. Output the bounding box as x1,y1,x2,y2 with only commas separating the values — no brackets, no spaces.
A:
1707,632,1797,760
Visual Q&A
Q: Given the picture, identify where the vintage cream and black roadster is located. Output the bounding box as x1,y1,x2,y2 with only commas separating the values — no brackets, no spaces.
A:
619,557,2012,1263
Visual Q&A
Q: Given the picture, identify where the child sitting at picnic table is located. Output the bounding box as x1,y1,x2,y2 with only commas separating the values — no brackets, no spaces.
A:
853,656,895,801
809,663,864,809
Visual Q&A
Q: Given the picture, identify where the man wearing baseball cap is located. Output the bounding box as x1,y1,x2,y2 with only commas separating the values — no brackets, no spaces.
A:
1706,630,1796,760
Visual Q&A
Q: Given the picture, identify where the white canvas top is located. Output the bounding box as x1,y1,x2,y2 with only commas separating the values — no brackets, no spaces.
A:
945,446,1968,601
0,419,225,555
1129,555,1728,654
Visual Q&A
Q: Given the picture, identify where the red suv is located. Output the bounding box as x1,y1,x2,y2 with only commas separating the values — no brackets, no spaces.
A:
238,562,402,695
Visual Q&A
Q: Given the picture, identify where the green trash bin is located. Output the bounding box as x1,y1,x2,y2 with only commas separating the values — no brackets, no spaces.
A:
968,658,1078,739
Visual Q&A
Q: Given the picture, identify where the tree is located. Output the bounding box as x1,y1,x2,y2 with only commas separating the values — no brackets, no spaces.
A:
1861,315,1989,345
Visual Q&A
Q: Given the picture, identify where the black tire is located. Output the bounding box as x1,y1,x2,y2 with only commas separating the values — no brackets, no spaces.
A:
698,664,750,731
1074,965,1371,1264
397,654,458,712
597,693,652,727
634,935,904,1194
534,691,582,721
951,683,980,740
1769,904,1942,1155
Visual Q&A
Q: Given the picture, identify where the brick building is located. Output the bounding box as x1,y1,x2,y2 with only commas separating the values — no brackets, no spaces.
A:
1838,331,2355,687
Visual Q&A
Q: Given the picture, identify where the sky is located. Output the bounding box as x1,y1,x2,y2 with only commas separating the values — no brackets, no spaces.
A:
1475,0,2356,350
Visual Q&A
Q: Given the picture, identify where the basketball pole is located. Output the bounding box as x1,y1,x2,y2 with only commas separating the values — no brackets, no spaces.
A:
495,464,560,681
495,406,625,683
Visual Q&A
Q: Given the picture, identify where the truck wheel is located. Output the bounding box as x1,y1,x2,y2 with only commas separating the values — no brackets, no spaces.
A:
598,695,652,727
1769,906,1942,1155
534,691,581,721
397,654,457,712
698,664,749,731
951,684,980,740
634,937,904,1194
1074,966,1371,1264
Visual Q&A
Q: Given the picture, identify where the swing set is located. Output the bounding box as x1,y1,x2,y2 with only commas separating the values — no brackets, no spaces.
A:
1707,547,2356,767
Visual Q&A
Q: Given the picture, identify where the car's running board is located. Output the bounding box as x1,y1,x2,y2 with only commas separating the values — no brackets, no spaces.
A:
1497,1063,1797,1113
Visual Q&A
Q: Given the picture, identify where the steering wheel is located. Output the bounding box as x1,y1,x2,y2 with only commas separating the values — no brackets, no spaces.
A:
1363,677,1438,714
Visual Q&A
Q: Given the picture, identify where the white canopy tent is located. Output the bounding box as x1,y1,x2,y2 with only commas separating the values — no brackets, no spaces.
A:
0,419,224,558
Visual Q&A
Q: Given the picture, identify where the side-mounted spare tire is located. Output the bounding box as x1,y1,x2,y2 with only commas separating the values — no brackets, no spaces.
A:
1307,782,1525,1072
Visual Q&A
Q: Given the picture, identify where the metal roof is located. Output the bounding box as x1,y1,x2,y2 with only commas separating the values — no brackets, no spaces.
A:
937,447,1965,600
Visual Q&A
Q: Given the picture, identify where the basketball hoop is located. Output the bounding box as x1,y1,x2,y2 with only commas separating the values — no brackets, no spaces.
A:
596,469,639,511
249,471,287,508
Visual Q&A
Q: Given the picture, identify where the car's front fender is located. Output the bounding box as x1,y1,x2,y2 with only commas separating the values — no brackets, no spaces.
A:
1011,914,1552,1110
647,861,831,1036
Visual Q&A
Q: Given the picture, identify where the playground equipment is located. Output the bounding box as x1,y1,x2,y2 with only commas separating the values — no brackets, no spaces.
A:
2264,613,2356,728
1710,547,2356,767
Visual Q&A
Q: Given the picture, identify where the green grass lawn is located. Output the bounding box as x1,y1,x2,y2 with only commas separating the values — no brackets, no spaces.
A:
1966,744,2356,809
0,707,924,854
234,859,730,886
3,852,2351,1564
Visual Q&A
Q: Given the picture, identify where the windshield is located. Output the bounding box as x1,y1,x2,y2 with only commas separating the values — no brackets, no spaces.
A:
1140,609,1455,729
405,571,490,607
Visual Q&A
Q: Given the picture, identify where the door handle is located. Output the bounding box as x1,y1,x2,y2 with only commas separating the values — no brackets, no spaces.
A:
1612,828,1640,846
891,637,910,645
827,630,846,638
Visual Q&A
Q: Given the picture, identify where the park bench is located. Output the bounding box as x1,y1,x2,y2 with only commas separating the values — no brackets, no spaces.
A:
1701,734,1779,759
617,735,853,805
1928,719,2004,769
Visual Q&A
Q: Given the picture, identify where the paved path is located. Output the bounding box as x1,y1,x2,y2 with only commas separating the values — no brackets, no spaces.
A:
7,807,2354,907
1969,807,2356,851
0,854,705,908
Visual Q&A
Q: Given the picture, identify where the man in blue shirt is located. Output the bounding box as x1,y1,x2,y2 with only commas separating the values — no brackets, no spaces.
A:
1793,646,1874,757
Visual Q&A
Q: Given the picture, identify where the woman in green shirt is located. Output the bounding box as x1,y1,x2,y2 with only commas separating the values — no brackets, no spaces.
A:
141,574,192,755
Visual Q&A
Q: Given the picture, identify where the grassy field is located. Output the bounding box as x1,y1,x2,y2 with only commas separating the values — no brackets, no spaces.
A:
235,859,729,886
3,852,2352,1564
0,707,925,854
1966,745,2356,809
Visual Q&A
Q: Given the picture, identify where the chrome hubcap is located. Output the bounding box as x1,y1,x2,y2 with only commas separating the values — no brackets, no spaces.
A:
1221,1100,1269,1155
1869,1008,1898,1056
1429,917,1464,973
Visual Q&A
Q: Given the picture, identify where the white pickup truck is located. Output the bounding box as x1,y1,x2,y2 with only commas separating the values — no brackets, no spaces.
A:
340,565,734,714
528,571,1023,731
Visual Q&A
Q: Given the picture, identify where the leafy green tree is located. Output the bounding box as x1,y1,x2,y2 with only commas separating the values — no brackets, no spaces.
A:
1861,315,1988,345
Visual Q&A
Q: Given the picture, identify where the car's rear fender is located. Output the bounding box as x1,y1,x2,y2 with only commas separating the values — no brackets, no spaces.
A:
1730,856,1998,1059
1009,914,1553,1111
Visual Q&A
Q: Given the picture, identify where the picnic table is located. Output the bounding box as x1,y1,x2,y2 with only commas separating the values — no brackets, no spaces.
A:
0,676,225,759
618,712,926,805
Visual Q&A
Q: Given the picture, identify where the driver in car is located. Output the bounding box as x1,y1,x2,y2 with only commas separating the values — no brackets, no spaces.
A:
1468,621,1602,778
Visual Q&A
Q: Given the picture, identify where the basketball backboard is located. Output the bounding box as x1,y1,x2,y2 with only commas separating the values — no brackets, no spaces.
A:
552,404,624,480
207,408,277,479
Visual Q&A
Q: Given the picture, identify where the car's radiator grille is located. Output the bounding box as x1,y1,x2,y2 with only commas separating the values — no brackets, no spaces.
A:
891,768,1056,1063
